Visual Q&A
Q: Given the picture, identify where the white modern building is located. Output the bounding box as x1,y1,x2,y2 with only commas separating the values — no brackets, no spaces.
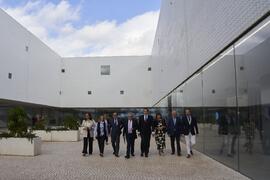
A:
1,0,270,179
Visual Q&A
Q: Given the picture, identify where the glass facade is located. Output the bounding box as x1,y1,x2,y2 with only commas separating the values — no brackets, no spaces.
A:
0,102,67,128
155,17,270,180
0,102,169,129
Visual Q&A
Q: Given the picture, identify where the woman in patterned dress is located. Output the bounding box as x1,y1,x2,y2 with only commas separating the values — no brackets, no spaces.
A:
153,113,167,156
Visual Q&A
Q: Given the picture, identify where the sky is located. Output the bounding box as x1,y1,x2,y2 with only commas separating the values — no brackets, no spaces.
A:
0,0,161,57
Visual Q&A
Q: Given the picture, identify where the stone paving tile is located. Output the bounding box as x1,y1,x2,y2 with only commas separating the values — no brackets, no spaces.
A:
0,137,249,180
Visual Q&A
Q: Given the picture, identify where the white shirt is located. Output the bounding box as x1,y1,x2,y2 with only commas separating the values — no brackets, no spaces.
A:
173,118,176,125
144,115,148,121
114,119,118,125
187,116,192,125
128,119,133,134
100,121,105,136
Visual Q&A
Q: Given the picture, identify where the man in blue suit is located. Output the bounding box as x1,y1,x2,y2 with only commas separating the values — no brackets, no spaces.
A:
138,108,154,157
167,110,182,156
109,112,123,157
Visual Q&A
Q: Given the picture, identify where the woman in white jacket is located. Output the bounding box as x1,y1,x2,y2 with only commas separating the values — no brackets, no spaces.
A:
81,112,95,156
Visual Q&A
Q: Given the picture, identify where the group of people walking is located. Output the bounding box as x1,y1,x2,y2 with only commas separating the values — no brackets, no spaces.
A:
81,108,198,159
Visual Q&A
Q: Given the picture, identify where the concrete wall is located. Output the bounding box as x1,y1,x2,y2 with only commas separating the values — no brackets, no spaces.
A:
0,9,61,107
60,56,152,108
151,0,270,105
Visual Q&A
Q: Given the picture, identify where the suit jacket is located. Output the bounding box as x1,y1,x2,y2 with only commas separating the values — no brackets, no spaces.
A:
138,114,154,136
123,119,138,139
182,115,199,136
109,118,123,139
81,119,96,138
167,117,182,136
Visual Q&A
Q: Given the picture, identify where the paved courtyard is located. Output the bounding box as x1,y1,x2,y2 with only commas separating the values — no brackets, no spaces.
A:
0,137,249,180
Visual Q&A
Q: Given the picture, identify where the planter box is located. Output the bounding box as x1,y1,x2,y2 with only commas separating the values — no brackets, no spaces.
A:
33,130,52,141
78,127,84,140
51,130,79,142
0,137,41,156
32,130,79,142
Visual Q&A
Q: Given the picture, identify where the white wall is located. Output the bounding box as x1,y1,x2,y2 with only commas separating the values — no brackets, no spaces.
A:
2,0,270,108
151,0,270,105
60,56,152,108
0,8,152,108
0,9,61,107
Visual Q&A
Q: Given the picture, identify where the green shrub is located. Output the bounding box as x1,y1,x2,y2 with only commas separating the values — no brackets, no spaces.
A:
7,107,28,137
0,132,13,138
0,132,36,139
45,127,68,132
63,115,79,130
33,119,46,130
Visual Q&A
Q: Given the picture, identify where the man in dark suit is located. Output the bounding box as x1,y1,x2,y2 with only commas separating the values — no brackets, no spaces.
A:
167,110,182,156
182,108,199,158
123,112,138,159
138,108,154,157
109,112,123,157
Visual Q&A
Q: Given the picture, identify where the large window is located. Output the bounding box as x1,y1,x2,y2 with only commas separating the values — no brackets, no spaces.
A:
154,16,270,180
202,47,238,170
235,18,270,180
100,65,110,75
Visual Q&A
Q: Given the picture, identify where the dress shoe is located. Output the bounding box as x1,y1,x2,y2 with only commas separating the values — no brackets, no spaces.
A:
190,151,193,155
186,154,191,158
82,153,86,157
125,155,130,159
177,153,182,156
171,152,175,155
115,154,119,157
141,153,144,157
131,154,135,157
100,153,104,157
145,154,148,158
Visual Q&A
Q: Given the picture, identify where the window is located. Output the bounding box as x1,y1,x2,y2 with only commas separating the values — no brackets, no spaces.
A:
88,91,92,95
120,90,124,95
25,46,29,52
8,73,12,79
61,69,65,73
101,65,110,75
148,67,152,71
